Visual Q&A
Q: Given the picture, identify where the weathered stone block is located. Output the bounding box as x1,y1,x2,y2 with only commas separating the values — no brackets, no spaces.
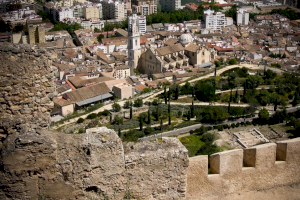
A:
244,143,276,169
277,137,300,163
210,149,243,176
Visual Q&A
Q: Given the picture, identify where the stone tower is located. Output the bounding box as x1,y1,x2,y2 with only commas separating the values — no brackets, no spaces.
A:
28,25,35,45
128,14,141,74
38,26,45,43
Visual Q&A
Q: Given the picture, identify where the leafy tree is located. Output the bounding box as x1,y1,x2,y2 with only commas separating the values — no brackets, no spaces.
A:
225,4,238,19
181,82,192,95
258,108,269,124
195,80,216,102
86,113,97,119
123,100,132,109
113,115,123,125
112,102,121,112
97,34,104,43
77,118,84,123
257,89,270,106
246,75,264,90
0,20,11,33
133,98,143,107
144,126,154,135
228,58,238,65
94,27,101,32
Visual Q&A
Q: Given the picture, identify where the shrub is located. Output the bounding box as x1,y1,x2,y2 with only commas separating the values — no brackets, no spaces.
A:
77,118,84,123
97,112,103,117
231,123,236,128
78,128,85,134
102,109,110,116
217,125,224,131
86,113,97,119
235,123,240,127
112,102,121,112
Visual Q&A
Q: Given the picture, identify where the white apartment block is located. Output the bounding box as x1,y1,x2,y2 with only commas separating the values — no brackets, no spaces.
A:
128,15,146,34
73,5,83,18
204,9,226,31
237,8,249,25
157,0,181,12
102,1,127,21
53,7,74,22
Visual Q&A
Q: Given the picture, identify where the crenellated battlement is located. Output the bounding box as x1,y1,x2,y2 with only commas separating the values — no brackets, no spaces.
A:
186,138,300,199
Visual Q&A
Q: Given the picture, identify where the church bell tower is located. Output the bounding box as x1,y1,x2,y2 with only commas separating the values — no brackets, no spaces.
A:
128,14,141,74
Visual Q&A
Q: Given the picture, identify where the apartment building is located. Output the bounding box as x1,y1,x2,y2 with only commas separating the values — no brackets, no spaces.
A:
132,0,157,15
157,0,181,12
83,6,100,19
73,5,83,18
53,7,74,22
102,0,127,21
237,8,249,25
204,9,226,31
128,15,146,34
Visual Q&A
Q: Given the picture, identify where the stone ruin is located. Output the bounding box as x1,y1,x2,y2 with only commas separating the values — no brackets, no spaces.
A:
0,43,300,199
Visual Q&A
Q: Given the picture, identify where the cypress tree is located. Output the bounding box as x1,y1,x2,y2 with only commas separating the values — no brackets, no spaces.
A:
191,100,194,118
168,101,171,125
164,85,167,105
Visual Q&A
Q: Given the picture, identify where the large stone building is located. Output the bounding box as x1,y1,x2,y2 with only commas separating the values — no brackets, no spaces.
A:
137,33,212,75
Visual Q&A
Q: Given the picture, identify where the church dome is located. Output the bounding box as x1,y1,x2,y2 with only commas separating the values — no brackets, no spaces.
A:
179,33,193,45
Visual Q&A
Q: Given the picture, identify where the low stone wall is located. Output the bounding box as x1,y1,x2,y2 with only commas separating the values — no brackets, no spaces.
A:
124,138,189,199
0,127,189,200
187,138,300,199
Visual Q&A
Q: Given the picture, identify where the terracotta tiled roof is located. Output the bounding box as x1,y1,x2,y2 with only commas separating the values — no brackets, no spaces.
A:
135,84,147,92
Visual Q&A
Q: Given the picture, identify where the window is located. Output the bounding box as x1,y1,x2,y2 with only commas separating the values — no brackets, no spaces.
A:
149,56,152,60
193,53,195,56
135,39,137,46
202,51,205,56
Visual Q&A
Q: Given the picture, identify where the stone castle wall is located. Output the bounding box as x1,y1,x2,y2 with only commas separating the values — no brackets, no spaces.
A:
187,138,300,199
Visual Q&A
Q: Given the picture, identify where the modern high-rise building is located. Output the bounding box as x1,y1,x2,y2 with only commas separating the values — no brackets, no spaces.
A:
102,0,127,21
128,15,146,34
237,8,249,26
203,9,226,31
157,0,181,12
128,14,141,71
